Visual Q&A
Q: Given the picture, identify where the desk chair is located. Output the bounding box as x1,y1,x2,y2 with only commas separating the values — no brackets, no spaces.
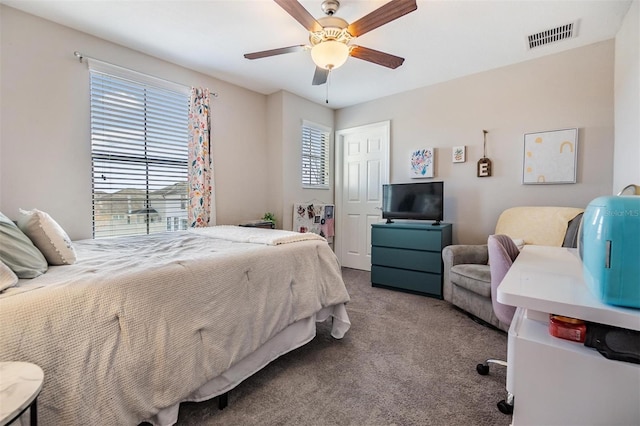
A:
617,183,639,195
476,234,519,414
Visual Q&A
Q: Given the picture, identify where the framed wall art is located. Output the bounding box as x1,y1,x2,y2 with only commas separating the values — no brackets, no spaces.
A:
410,148,434,178
523,128,578,184
452,146,466,163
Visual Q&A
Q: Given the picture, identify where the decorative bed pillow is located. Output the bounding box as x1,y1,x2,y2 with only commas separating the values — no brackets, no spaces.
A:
0,260,18,291
0,212,48,278
17,209,77,265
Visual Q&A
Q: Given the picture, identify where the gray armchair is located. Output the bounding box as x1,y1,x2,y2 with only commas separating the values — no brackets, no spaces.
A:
442,207,584,331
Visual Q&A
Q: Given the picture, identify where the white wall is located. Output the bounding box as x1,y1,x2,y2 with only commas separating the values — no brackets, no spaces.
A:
267,90,334,231
266,91,285,228
1,5,629,245
0,6,269,240
335,41,615,244
613,0,640,193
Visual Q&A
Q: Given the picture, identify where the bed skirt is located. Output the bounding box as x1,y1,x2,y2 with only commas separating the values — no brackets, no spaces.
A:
146,303,350,426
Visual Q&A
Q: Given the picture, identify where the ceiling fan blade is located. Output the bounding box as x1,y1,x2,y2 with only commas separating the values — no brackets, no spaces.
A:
350,46,405,69
244,45,306,60
274,0,322,33
312,67,329,86
347,0,417,37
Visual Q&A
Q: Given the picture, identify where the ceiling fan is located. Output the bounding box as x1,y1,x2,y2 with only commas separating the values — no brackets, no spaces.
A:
244,0,418,86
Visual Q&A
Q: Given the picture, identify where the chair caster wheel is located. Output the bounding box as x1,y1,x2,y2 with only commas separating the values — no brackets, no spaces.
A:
476,363,490,375
497,399,513,415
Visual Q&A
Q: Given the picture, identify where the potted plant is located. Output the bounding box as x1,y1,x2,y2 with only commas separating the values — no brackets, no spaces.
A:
262,212,276,226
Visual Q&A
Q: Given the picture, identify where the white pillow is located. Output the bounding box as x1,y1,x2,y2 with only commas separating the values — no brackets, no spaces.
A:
0,260,18,291
17,209,77,265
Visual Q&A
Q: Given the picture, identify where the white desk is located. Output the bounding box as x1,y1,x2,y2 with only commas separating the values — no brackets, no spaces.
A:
497,245,640,426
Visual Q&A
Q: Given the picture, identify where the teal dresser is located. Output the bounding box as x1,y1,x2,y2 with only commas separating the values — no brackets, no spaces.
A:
371,222,453,298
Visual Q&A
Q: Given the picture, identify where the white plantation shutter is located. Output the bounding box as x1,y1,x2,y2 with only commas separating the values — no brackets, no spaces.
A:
89,62,190,238
301,121,330,188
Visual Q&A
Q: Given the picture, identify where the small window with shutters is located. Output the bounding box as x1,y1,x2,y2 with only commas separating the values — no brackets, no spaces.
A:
301,121,330,189
89,61,190,238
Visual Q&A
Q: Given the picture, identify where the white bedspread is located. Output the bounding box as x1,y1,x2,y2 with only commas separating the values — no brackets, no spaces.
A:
0,228,350,425
190,225,326,245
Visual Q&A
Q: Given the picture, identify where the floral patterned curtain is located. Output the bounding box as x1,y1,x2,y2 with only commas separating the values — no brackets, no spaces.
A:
187,87,214,227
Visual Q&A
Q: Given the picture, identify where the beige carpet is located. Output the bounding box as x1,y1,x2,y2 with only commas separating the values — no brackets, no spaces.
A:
173,267,512,425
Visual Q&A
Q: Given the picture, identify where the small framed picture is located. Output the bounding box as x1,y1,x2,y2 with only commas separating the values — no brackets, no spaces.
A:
452,146,466,163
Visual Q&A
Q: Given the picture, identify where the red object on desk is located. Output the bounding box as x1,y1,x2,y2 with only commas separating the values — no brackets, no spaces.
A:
549,314,587,343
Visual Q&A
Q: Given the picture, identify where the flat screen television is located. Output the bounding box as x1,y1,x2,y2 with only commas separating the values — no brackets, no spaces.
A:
382,182,444,225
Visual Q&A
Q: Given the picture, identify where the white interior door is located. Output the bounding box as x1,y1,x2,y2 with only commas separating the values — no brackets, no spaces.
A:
335,121,390,271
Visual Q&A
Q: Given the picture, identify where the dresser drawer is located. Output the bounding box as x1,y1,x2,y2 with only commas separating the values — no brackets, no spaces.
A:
371,226,442,251
371,246,442,273
371,265,442,297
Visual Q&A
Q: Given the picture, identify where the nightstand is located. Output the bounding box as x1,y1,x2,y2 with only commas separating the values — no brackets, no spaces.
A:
238,221,275,229
0,362,44,426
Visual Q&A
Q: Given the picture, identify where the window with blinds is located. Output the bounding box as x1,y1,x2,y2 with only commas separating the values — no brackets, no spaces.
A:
90,65,189,238
301,121,330,188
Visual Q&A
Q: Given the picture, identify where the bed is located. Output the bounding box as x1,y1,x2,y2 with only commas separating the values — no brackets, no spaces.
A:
0,225,351,425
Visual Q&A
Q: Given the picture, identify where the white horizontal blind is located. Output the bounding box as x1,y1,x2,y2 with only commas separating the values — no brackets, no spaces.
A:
301,121,330,188
90,68,189,238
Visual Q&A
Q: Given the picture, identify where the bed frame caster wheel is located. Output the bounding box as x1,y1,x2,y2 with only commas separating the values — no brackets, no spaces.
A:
476,363,490,375
497,399,513,415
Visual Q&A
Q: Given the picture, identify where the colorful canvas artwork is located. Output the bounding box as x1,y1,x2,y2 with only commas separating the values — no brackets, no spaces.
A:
410,148,434,178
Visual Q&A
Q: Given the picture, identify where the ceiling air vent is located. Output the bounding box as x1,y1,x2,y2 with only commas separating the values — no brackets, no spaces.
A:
527,21,577,49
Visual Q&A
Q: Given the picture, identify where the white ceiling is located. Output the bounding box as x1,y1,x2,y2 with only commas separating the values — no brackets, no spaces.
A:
2,0,633,108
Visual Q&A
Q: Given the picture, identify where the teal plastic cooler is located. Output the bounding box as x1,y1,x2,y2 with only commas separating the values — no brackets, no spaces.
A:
580,195,640,309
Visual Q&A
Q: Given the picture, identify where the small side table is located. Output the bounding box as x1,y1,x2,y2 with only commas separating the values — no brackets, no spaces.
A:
0,362,44,426
238,221,275,229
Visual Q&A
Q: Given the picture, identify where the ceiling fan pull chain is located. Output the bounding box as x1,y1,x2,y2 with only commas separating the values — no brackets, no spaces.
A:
325,74,329,104
325,67,331,104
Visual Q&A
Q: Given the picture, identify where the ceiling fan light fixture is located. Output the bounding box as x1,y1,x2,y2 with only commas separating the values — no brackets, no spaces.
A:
311,40,349,70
